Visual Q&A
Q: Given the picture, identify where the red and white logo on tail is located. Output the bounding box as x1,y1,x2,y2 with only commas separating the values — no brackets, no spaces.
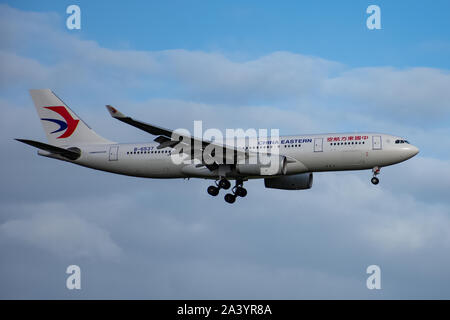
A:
40,106,80,139
30,89,111,146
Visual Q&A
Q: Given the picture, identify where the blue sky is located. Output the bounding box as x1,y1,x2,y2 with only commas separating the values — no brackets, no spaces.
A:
6,0,450,69
1,1,450,299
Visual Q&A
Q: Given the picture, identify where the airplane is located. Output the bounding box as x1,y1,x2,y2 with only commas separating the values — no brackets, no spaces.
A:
17,89,419,204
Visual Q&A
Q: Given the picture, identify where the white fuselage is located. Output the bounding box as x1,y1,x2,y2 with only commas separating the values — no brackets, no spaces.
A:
40,132,419,180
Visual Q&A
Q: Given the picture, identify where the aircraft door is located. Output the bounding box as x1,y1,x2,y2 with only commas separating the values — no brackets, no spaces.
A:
372,136,382,150
109,145,119,161
314,138,323,152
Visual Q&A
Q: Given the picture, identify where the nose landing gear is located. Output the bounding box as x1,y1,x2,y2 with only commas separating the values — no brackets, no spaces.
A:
371,166,380,185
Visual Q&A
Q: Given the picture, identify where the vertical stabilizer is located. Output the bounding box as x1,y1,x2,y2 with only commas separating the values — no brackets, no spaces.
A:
29,89,111,146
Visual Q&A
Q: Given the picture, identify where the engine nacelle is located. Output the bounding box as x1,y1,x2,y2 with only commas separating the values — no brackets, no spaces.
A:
264,172,313,190
237,155,287,176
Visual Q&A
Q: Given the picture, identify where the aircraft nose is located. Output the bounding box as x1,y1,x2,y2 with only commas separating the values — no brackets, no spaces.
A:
405,145,419,159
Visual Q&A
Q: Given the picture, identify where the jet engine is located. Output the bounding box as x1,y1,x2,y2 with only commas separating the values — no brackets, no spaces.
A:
264,172,313,190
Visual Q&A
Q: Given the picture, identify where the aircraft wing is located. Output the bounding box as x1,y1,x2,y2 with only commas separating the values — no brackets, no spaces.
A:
105,105,249,165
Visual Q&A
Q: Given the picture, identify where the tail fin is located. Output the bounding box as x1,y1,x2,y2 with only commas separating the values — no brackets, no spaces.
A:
29,89,111,146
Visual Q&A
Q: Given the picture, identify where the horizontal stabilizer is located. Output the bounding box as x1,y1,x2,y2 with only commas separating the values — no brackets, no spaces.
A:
15,139,81,160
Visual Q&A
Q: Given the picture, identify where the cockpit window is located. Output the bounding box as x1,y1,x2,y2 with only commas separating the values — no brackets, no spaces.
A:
395,139,410,144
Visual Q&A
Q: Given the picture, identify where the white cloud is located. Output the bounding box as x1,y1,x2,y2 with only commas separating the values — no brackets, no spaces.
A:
322,67,450,119
382,156,450,204
363,210,450,253
0,204,122,260
155,49,341,102
1,3,449,124
0,51,49,86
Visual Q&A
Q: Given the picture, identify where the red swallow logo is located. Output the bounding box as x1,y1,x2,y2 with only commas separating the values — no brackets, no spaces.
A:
41,106,79,139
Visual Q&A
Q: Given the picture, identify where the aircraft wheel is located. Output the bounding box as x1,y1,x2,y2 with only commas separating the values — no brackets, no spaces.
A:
219,178,231,190
207,186,220,196
235,187,247,197
224,193,236,204
371,177,379,185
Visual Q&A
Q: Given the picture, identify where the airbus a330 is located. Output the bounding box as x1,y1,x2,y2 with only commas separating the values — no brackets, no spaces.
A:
17,89,419,204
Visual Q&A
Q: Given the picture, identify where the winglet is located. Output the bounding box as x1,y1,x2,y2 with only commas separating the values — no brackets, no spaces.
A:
106,105,126,118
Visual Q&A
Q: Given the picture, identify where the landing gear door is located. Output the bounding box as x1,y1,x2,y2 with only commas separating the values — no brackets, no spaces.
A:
372,136,382,150
314,138,323,152
109,145,119,161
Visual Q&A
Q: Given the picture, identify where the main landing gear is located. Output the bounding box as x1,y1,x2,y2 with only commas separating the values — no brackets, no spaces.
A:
207,178,230,196
225,180,247,204
207,178,247,204
371,166,380,185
